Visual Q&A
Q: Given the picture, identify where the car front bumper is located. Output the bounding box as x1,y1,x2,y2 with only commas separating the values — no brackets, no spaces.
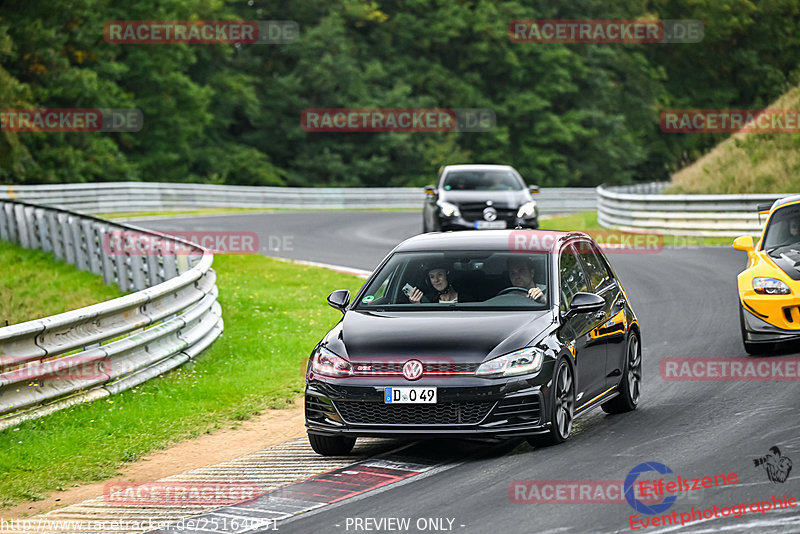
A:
741,305,800,344
438,215,539,232
305,376,549,439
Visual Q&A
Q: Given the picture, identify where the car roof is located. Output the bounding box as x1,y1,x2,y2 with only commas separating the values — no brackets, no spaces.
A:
442,164,516,173
394,230,587,252
771,195,800,212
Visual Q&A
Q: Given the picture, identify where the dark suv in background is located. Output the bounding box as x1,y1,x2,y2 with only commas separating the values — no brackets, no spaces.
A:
422,164,539,233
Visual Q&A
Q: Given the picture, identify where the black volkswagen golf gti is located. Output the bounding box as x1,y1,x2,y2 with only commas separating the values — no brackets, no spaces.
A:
305,230,641,455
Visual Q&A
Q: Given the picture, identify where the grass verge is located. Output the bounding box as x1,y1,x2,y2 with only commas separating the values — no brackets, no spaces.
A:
0,241,126,326
0,254,365,510
668,85,800,194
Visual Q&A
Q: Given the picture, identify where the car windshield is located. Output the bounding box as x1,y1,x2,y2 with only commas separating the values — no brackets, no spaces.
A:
442,170,523,192
762,204,800,251
354,251,550,310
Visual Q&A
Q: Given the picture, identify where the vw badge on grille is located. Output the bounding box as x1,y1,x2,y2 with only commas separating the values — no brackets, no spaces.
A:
483,207,498,221
402,359,423,380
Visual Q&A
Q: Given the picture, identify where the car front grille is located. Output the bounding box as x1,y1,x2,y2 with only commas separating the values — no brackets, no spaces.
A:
333,400,494,425
351,362,479,375
458,204,518,222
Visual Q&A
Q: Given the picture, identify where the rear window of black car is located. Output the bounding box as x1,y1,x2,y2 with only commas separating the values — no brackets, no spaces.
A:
354,251,550,310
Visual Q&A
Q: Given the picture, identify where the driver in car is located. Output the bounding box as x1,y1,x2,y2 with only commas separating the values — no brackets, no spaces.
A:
789,217,800,239
506,257,546,302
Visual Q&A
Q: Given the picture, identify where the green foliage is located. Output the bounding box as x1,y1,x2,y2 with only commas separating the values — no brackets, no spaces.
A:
1,0,799,188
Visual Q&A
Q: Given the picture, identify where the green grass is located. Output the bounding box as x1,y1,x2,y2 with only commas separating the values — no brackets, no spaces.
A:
668,85,800,194
539,211,739,246
0,254,365,510
0,241,127,326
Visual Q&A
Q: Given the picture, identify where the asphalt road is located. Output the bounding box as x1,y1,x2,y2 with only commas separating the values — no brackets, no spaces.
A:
140,212,800,534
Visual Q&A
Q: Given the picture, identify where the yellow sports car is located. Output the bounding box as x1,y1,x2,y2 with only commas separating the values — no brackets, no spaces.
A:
733,195,800,354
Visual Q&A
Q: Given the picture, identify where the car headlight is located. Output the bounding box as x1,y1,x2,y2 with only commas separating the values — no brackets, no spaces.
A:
753,277,791,295
311,347,353,377
517,201,537,218
475,347,544,377
436,200,460,217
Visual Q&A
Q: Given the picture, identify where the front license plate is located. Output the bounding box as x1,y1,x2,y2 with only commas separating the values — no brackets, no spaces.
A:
384,387,437,404
474,220,507,229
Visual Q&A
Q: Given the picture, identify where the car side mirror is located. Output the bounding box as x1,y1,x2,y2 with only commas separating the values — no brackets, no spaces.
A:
732,235,754,252
327,290,351,312
424,185,436,195
563,292,604,320
528,184,540,194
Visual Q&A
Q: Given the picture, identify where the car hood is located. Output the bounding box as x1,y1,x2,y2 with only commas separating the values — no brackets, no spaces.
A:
325,310,555,363
440,190,530,207
767,247,800,281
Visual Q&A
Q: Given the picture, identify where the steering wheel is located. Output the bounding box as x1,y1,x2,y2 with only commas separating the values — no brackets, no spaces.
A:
497,286,532,296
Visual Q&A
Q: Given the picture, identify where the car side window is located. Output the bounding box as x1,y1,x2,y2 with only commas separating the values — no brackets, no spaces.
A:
559,244,589,312
574,240,613,293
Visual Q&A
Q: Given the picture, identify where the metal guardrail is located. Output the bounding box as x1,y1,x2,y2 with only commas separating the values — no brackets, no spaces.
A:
0,200,223,430
0,182,596,214
597,183,787,237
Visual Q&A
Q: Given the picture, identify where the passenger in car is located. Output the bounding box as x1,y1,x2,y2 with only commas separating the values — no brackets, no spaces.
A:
408,262,474,303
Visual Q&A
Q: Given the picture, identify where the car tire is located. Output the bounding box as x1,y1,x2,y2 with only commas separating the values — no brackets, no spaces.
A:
422,217,429,233
739,305,774,355
308,433,356,456
602,331,641,414
527,358,574,447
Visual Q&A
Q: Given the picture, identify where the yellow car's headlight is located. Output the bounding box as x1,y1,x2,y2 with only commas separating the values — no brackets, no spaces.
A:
753,277,791,295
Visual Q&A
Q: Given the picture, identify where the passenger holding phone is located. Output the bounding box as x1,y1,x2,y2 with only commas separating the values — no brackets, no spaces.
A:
405,264,459,303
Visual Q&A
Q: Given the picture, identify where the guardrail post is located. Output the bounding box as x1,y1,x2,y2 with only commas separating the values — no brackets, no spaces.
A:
61,214,76,265
146,252,161,286
129,253,147,290
35,208,50,252
83,220,102,276
0,203,10,242
97,226,117,286
48,211,63,260
13,204,28,247
114,252,131,292
71,216,89,271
